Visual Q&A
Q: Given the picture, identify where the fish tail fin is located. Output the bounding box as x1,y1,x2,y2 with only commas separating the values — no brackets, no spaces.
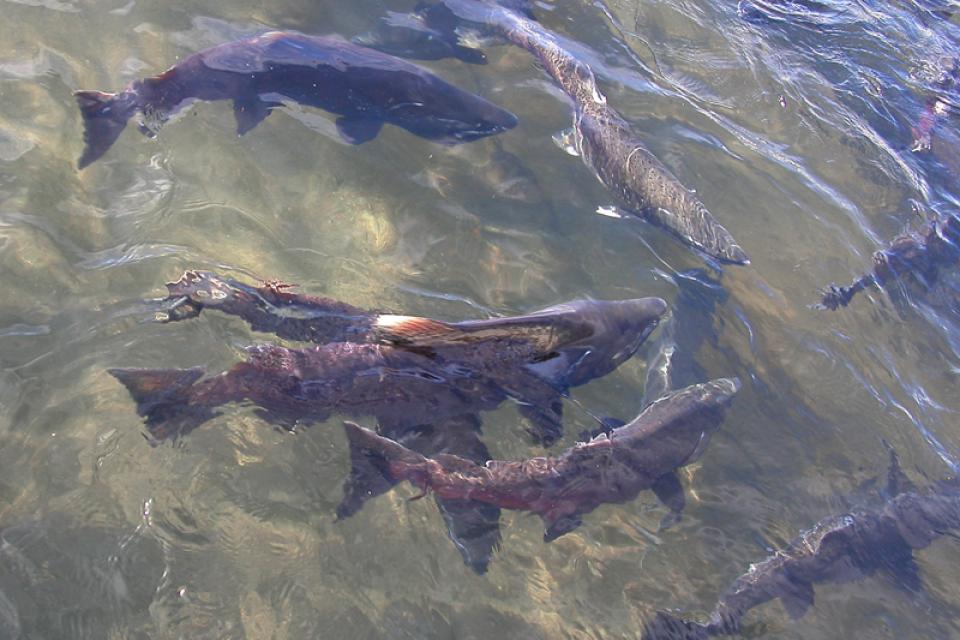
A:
75,89,138,168
642,611,710,640
108,367,213,443
337,422,427,519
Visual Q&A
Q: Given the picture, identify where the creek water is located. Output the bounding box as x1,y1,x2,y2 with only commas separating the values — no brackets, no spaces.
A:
1,0,959,638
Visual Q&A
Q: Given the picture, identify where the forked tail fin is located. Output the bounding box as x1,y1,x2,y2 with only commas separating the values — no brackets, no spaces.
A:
337,422,426,519
75,89,138,169
641,611,711,640
108,367,214,443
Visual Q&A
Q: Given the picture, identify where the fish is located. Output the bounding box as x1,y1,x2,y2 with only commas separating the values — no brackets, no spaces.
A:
340,377,739,542
74,30,518,168
818,213,960,310
911,58,958,152
120,273,665,572
353,0,536,63
372,0,748,264
351,8,489,64
642,453,960,640
157,270,667,411
115,291,667,445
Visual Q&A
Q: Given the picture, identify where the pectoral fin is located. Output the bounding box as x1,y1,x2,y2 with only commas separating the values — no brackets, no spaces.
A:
552,127,580,156
233,96,278,135
336,116,384,144
651,472,685,530
542,510,583,542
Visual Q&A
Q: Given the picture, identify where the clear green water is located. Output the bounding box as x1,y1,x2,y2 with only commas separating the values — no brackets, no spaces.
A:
2,0,960,638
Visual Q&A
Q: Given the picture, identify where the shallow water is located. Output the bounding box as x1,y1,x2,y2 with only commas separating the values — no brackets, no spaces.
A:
2,0,960,637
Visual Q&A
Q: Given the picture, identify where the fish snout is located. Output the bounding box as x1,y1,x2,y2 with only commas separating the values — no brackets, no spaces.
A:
165,270,234,307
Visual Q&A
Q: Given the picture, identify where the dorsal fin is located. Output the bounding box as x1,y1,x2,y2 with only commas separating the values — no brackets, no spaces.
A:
373,312,590,353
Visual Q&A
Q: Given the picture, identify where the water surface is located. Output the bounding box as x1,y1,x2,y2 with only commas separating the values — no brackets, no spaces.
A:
1,0,960,637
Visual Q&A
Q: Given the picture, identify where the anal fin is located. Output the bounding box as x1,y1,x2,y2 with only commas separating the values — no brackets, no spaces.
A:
651,471,686,530
542,510,583,542
336,116,385,144
233,96,278,135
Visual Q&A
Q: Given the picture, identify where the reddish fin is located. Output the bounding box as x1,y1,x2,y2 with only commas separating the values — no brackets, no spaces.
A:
108,367,213,443
373,312,590,353
75,90,138,169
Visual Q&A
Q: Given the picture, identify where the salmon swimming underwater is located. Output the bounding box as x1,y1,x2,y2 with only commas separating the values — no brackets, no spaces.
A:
360,0,749,264
74,30,517,168
117,271,666,572
340,378,739,542
819,213,960,310
643,453,960,639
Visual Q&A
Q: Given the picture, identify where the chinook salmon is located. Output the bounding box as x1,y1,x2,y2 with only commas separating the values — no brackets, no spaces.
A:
362,0,749,264
643,454,960,639
74,30,517,168
114,292,666,443
340,378,739,542
117,272,665,572
819,213,960,309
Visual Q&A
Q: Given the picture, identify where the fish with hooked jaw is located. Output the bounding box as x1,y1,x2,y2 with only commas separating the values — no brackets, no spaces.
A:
340,377,739,541
643,453,960,639
74,30,517,168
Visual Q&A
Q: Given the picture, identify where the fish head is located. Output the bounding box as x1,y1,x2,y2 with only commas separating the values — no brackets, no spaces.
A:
526,297,667,389
164,270,241,314
616,378,740,469
388,85,518,143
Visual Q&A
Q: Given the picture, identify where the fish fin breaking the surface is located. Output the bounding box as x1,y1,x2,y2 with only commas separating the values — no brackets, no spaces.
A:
233,95,279,135
108,367,213,443
75,89,138,169
336,116,385,144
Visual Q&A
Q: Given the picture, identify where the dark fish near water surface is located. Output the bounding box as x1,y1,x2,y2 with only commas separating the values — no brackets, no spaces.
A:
643,454,960,639
341,378,739,542
819,213,960,309
74,31,518,168
366,0,749,264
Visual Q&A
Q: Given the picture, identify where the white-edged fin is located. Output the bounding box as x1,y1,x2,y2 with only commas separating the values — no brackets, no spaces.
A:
596,205,624,218
552,127,580,156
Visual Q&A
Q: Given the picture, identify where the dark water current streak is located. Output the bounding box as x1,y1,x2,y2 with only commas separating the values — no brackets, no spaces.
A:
1,0,960,637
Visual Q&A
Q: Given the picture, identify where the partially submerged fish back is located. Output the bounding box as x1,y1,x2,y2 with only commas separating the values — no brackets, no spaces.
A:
617,377,741,443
